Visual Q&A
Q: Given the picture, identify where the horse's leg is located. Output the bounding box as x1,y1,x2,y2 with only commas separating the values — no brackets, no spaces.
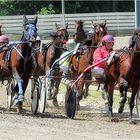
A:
52,73,62,107
129,87,137,123
118,77,128,114
104,78,115,116
83,82,90,98
83,72,91,98
46,69,55,100
31,78,35,99
76,79,84,110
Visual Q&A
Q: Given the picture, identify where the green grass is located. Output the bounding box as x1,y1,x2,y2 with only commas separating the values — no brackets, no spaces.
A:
59,83,137,114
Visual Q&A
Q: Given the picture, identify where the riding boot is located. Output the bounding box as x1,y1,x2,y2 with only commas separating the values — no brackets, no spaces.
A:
99,77,108,103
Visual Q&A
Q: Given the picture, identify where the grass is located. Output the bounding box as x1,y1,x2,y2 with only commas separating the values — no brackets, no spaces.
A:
59,82,137,114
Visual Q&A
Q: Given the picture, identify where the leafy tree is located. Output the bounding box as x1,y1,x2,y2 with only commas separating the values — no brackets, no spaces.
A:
0,1,135,16
37,4,56,15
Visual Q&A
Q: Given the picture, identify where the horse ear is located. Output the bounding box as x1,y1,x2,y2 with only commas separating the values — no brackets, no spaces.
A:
65,23,68,29
23,15,28,25
103,20,107,27
55,23,60,30
34,16,38,25
91,21,96,28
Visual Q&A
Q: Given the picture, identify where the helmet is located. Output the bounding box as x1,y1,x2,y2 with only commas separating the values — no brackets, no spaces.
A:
36,36,41,41
65,39,76,51
102,34,114,43
0,35,9,43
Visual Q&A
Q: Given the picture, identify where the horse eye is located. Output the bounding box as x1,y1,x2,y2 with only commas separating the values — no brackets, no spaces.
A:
25,25,29,30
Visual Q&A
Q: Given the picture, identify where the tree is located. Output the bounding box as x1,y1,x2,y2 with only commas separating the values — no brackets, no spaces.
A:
37,4,55,15
0,1,134,16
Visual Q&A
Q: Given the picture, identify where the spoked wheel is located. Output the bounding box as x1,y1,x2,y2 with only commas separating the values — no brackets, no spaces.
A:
7,79,16,110
136,88,140,119
31,79,40,114
38,76,46,113
65,83,76,119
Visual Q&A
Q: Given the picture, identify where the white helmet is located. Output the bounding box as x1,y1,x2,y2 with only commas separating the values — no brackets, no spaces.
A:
66,39,76,51
36,36,41,41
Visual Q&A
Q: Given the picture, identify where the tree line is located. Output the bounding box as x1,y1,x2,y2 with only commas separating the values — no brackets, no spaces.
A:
0,1,134,16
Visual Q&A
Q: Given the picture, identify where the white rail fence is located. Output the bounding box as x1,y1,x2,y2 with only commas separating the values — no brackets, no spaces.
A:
0,12,135,39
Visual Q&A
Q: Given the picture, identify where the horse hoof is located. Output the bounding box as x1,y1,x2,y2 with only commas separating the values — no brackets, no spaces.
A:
18,95,25,102
110,117,119,122
83,93,88,99
17,102,23,114
118,107,123,114
47,95,52,100
76,104,80,111
52,101,59,107
52,97,59,107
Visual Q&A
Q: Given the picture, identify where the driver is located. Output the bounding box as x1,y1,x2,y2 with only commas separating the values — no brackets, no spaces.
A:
91,34,114,102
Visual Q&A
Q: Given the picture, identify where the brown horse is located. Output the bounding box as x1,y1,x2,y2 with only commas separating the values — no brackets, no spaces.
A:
0,15,38,112
31,23,69,111
104,29,140,122
69,21,107,109
73,20,86,43
0,24,2,35
46,23,69,106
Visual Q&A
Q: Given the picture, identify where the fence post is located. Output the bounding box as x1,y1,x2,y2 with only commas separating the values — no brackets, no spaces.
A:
135,0,140,28
61,0,65,27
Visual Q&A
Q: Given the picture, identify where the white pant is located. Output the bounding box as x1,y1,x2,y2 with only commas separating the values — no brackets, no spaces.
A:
60,65,68,75
91,67,104,79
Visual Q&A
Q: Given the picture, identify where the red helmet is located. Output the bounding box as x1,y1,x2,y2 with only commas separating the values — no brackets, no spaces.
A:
0,35,9,43
102,34,114,43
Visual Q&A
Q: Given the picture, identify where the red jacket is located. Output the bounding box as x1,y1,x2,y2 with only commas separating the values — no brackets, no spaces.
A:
92,46,112,68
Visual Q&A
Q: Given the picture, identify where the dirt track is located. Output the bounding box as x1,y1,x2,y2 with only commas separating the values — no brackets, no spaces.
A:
0,36,140,140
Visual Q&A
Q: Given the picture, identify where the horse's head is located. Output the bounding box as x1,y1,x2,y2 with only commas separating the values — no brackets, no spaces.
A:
22,15,38,42
74,20,86,43
91,20,107,46
75,20,84,30
50,23,69,47
132,29,140,51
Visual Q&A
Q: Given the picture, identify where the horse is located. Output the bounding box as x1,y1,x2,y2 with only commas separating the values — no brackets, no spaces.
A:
104,29,140,122
0,24,2,35
69,20,107,110
33,23,69,107
0,15,38,113
73,20,86,43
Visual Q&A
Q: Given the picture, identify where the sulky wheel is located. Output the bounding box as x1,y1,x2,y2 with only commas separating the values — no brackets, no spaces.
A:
65,83,77,119
136,88,140,119
7,79,16,110
38,76,46,113
31,79,39,114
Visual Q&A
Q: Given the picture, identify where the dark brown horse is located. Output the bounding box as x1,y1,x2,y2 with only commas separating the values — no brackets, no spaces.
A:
31,23,69,109
32,23,68,77
0,24,2,35
69,21,107,109
104,29,140,122
0,15,38,112
73,20,86,44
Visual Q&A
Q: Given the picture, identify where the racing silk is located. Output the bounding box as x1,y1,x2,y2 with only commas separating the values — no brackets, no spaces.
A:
59,51,70,67
92,46,112,68
59,39,76,67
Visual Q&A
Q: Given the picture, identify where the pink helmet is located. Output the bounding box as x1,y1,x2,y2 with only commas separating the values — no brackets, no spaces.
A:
102,34,114,43
0,35,9,43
